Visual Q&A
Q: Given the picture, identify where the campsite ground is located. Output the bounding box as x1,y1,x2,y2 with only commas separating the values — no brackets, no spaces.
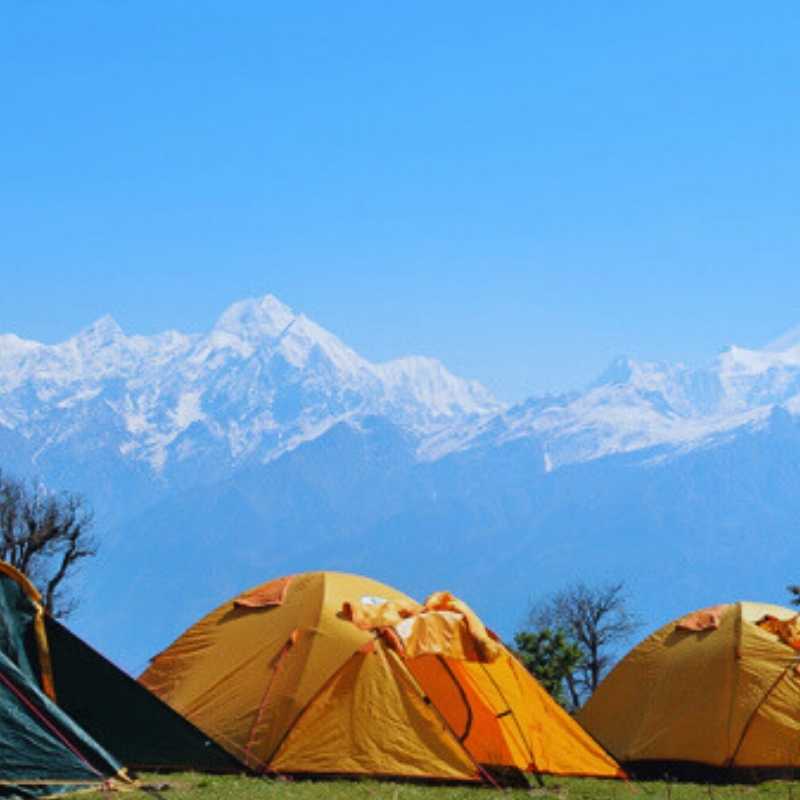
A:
86,774,800,800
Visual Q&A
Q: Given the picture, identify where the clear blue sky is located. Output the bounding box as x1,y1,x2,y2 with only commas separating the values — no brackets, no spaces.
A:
2,2,800,400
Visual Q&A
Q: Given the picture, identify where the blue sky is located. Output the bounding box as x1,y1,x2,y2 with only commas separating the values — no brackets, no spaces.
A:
2,2,800,400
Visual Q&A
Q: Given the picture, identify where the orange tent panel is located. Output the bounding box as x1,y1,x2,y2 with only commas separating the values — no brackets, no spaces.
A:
406,654,516,768
271,646,478,780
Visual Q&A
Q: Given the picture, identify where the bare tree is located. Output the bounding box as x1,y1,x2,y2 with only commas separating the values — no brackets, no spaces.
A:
528,581,640,707
0,471,96,617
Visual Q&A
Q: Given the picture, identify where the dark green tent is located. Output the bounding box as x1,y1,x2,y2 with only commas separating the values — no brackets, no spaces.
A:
0,561,241,775
45,617,241,771
0,570,123,797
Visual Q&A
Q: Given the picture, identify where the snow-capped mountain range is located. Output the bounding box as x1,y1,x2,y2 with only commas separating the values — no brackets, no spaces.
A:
0,295,499,477
3,292,800,483
424,342,800,468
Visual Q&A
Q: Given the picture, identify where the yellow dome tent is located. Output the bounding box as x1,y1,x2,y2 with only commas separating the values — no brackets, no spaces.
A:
140,571,622,784
577,601,800,780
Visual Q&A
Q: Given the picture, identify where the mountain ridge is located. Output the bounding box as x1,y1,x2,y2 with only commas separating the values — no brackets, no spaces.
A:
0,294,502,478
6,294,800,481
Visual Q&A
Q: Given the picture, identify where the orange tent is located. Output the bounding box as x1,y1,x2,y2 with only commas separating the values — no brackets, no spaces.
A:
140,571,622,784
577,601,800,780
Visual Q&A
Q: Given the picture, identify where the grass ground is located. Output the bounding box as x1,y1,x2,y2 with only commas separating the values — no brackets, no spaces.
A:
82,774,800,800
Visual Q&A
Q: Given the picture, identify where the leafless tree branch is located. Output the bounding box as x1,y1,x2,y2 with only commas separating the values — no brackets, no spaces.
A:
529,580,641,705
0,470,96,617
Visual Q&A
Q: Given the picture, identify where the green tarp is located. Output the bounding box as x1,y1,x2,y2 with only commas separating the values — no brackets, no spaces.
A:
44,616,242,772
0,561,242,774
0,572,122,798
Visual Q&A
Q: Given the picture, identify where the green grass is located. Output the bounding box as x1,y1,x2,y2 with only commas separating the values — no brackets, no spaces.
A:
81,774,800,800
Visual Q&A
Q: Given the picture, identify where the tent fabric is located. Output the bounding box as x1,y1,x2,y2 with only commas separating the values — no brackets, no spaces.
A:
0,560,239,775
140,571,623,783
0,566,124,798
675,603,731,632
0,651,121,799
577,601,800,778
361,592,504,663
270,646,478,780
44,617,242,772
756,613,800,650
421,592,502,661
0,563,54,699
234,576,292,609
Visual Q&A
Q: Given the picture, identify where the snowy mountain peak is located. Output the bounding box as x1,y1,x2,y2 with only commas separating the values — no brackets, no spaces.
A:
590,355,635,387
376,356,501,418
75,315,125,347
0,333,41,359
717,343,800,378
588,355,689,394
213,294,296,340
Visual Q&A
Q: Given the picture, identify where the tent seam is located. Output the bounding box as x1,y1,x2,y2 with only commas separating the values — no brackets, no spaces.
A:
388,648,490,785
487,658,538,770
727,658,797,767
263,648,363,770
242,634,296,769
435,655,473,742
0,669,105,778
724,603,743,761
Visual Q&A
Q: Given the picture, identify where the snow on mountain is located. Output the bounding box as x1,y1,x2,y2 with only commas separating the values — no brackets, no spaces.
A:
7,298,800,486
423,332,800,469
716,345,800,411
0,294,502,476
375,356,498,421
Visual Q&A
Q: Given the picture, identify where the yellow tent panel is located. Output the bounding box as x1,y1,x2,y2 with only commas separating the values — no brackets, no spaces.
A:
271,646,477,780
141,571,622,784
577,601,800,779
